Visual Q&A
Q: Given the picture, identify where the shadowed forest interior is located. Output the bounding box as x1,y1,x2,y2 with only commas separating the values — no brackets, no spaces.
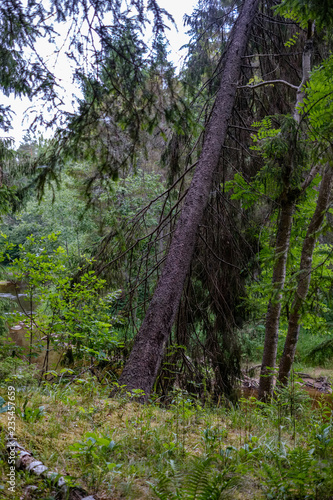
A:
0,0,333,498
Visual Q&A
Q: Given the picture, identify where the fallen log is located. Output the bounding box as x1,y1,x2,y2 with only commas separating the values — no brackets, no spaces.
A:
5,436,95,500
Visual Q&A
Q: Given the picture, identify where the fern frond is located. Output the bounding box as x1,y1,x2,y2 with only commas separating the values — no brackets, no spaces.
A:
150,472,178,500
184,458,212,499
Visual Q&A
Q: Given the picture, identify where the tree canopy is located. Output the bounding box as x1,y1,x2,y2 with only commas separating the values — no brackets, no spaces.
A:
1,0,333,405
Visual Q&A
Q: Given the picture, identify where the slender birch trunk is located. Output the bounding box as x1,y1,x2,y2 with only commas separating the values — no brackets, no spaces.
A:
116,0,260,401
258,198,295,399
258,23,314,401
278,164,333,385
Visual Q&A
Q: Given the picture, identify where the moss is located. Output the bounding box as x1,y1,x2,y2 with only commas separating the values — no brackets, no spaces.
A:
0,376,332,499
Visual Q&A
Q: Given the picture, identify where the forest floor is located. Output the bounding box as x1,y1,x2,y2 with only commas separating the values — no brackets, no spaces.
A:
241,366,333,394
1,368,333,500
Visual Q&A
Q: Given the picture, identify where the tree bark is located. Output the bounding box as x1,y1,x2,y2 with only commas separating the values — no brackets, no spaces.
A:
5,438,95,499
294,36,313,124
258,197,295,400
116,0,260,402
258,22,315,401
278,164,333,385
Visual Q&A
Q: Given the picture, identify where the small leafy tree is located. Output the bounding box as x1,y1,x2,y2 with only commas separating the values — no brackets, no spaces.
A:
0,233,123,376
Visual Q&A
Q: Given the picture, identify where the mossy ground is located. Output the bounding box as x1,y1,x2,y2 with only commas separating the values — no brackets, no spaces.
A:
0,372,333,500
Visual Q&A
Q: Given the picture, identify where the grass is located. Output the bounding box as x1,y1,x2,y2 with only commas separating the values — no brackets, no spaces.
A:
0,373,333,500
242,327,333,371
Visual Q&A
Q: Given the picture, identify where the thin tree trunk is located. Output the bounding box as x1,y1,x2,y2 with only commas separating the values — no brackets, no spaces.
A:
294,21,314,124
278,164,333,385
258,22,314,401
116,0,260,401
258,198,295,400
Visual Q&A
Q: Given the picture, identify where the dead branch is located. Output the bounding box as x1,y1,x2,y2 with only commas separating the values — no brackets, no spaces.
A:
238,79,298,90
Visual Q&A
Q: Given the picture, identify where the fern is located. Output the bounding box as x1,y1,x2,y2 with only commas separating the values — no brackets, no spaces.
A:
151,472,179,500
184,458,213,499
260,445,324,499
150,457,234,500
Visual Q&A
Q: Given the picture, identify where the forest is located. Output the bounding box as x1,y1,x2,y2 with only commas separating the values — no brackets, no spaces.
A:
0,0,333,498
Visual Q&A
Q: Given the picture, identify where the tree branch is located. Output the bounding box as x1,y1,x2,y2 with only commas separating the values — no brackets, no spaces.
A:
242,52,302,58
238,79,298,90
301,163,321,193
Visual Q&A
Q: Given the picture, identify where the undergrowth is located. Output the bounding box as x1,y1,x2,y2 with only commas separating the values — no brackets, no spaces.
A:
241,325,333,369
0,371,332,500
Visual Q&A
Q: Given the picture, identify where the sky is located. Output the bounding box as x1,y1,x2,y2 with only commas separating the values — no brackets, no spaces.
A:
158,0,197,65
2,0,197,146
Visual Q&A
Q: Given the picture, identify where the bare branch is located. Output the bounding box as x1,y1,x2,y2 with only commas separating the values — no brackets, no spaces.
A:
242,52,302,58
198,233,241,269
301,163,321,192
238,80,298,90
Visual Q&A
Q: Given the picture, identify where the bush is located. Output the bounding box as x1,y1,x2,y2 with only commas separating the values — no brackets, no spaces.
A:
0,357,38,388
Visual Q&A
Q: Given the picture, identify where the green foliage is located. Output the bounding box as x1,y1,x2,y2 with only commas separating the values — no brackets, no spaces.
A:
260,445,331,499
1,166,166,269
69,431,119,466
239,323,266,362
231,161,333,345
37,19,189,195
227,115,310,212
17,397,45,423
0,233,124,368
274,0,333,30
69,432,122,489
0,0,171,127
0,295,10,336
151,457,234,500
304,338,333,365
225,172,265,210
300,55,333,142
183,0,237,95
0,0,177,211
251,117,281,148
0,184,17,216
1,373,333,500
0,2,57,125
312,422,333,459
202,426,228,455
0,357,38,388
4,172,94,262
284,33,300,48
254,115,308,187
46,274,123,362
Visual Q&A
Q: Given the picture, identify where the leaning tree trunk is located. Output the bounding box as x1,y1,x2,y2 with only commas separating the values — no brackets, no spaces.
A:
116,0,260,402
278,163,333,385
